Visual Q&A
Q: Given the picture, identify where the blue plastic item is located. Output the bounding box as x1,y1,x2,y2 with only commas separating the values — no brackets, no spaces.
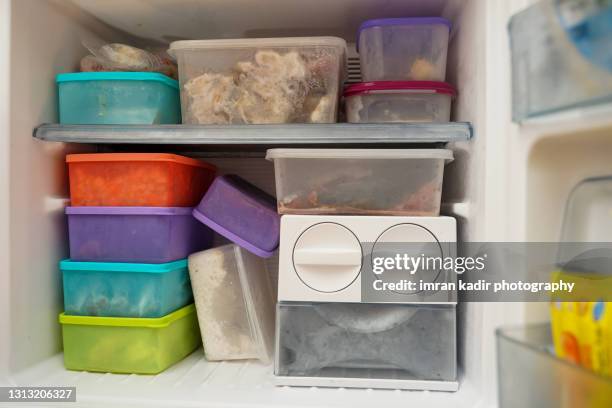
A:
61,258,193,318
57,72,181,124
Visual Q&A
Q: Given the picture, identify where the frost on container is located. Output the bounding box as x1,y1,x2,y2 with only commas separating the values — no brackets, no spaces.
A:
168,37,347,124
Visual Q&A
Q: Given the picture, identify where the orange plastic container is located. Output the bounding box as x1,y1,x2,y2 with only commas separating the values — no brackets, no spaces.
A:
67,153,216,207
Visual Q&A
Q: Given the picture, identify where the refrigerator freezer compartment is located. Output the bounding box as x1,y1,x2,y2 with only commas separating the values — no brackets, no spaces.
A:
66,206,213,263
344,81,455,123
56,72,180,125
275,302,457,389
188,244,276,363
497,323,612,408
67,153,216,207
59,304,201,374
168,37,347,124
267,148,453,215
357,18,451,82
60,259,192,318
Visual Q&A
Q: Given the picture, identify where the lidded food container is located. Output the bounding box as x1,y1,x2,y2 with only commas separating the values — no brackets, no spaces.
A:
192,175,280,258
266,149,453,216
57,72,181,124
344,81,456,123
61,259,193,318
357,18,451,81
59,304,200,374
168,37,347,124
66,206,213,263
67,153,216,207
188,244,276,363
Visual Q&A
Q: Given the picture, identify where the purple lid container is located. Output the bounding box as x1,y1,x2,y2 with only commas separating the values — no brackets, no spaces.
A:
192,175,280,258
66,206,213,263
357,17,452,52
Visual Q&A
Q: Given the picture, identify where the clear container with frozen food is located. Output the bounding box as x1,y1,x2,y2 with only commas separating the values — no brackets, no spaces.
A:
358,18,451,82
266,149,453,216
275,302,457,389
192,175,280,258
59,304,200,374
168,37,347,124
61,259,193,318
188,244,275,363
344,81,455,123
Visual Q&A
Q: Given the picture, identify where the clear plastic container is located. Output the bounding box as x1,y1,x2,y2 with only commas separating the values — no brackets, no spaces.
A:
67,153,216,207
57,72,181,124
61,259,192,318
357,18,451,82
344,81,455,123
192,175,280,258
168,37,347,124
59,304,200,374
275,302,457,386
66,206,213,263
188,244,275,363
266,149,453,216
497,324,612,408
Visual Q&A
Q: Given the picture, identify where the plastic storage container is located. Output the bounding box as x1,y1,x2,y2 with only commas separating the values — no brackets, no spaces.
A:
59,304,200,374
57,72,181,124
357,18,451,82
344,81,455,123
275,302,457,388
168,37,347,124
61,259,192,318
266,149,453,216
497,324,612,408
192,175,280,257
67,153,216,207
188,244,275,363
66,206,213,263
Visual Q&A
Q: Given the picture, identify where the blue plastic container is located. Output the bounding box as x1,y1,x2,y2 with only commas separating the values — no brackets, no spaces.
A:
57,72,181,124
61,258,192,318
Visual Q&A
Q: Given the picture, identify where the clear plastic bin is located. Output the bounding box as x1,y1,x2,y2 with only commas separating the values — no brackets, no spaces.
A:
344,81,455,123
168,37,347,124
188,244,275,363
61,259,193,318
57,72,180,124
357,18,451,82
192,175,280,258
275,302,457,387
266,149,453,215
59,304,200,374
497,324,612,408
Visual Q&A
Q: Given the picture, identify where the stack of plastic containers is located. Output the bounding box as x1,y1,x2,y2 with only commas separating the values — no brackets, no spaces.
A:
188,175,278,363
59,153,216,374
345,18,456,123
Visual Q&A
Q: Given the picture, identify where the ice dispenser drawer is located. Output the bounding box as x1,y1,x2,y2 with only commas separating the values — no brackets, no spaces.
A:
275,302,457,385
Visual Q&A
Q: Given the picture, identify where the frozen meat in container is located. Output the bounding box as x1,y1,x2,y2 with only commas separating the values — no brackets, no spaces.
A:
67,153,216,207
61,259,193,318
188,244,276,363
192,175,280,258
266,149,453,216
168,37,347,124
66,206,213,263
357,18,451,82
344,81,456,123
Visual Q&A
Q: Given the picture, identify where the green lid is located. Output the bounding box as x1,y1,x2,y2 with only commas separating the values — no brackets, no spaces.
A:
59,304,196,328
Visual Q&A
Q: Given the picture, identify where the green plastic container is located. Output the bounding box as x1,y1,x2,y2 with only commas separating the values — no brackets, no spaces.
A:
59,304,200,374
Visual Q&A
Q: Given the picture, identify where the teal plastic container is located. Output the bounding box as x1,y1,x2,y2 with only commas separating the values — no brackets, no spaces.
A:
56,72,180,124
61,258,193,318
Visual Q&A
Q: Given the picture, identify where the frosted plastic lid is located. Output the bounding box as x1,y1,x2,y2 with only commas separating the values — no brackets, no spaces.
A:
357,17,452,51
169,36,347,56
343,81,457,97
266,148,453,161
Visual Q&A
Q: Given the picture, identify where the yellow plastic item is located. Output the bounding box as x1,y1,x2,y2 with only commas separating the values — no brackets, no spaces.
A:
59,304,200,374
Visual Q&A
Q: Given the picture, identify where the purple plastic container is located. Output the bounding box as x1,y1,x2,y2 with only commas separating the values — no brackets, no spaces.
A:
67,206,213,263
192,175,280,258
